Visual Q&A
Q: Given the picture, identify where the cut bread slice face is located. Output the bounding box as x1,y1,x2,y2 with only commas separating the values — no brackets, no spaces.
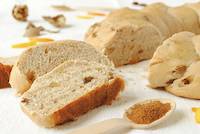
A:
168,5,200,34
0,57,17,88
166,61,200,99
20,60,125,127
148,32,199,88
85,17,162,66
9,40,113,94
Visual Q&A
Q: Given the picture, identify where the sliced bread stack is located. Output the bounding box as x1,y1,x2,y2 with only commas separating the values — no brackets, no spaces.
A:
85,2,200,66
10,40,124,127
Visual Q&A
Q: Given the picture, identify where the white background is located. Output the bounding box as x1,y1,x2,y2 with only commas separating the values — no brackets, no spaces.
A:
0,0,200,134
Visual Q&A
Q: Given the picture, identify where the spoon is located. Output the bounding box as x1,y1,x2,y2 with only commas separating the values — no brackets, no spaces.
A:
67,98,176,134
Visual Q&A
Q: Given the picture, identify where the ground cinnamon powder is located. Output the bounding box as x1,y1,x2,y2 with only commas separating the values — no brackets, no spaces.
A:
126,101,171,124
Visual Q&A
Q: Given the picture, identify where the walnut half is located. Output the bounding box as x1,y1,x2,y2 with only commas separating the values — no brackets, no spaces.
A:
12,5,28,21
43,15,66,28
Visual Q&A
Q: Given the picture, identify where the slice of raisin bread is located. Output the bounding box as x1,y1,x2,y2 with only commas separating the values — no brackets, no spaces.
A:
9,40,113,94
20,60,124,127
0,57,17,88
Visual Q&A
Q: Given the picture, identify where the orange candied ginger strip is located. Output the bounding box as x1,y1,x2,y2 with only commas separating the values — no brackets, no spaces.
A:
192,107,200,123
77,15,93,19
11,41,37,48
29,37,54,42
88,11,106,16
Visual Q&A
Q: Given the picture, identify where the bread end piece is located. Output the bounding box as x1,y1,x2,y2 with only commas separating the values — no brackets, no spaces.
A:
0,56,17,89
0,63,13,88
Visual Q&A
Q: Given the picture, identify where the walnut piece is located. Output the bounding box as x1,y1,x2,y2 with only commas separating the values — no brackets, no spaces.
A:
24,22,44,37
12,5,28,21
43,15,66,28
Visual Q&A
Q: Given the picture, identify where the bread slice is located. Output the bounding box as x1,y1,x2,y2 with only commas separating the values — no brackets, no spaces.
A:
85,16,162,66
20,60,124,127
9,40,113,94
166,61,200,99
0,57,17,88
148,32,199,88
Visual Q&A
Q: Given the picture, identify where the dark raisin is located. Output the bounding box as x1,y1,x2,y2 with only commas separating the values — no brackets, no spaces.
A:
83,76,94,84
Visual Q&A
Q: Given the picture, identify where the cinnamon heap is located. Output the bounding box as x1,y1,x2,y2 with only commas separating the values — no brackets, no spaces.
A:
127,101,171,124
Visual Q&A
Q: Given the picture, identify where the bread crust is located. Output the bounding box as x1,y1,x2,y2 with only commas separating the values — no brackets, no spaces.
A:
0,63,12,88
21,77,125,128
9,65,31,95
165,86,200,99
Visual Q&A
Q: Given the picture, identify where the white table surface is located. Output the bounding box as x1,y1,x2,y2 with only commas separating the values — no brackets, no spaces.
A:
0,0,200,134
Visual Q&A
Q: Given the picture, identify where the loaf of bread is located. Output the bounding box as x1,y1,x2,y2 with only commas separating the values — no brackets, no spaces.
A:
9,40,113,94
85,2,200,66
20,60,124,127
148,32,200,99
0,57,17,88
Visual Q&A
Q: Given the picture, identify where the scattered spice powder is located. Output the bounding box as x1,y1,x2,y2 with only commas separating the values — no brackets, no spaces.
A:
126,101,171,124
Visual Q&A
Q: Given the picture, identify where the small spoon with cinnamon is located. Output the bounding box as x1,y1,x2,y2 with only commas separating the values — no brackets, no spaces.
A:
68,99,176,134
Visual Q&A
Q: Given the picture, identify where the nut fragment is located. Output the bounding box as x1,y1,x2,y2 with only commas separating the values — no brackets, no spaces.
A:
24,22,44,37
43,15,66,28
12,5,28,21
